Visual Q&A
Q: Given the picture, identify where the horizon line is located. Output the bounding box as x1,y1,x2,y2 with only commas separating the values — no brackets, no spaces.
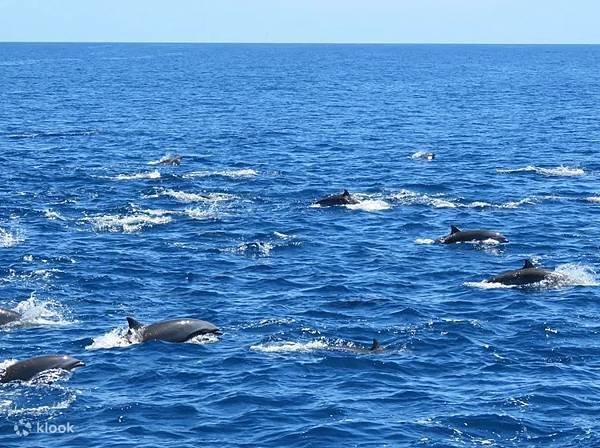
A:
1,40,599,46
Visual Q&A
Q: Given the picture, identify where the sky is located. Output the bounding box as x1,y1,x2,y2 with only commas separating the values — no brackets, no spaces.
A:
0,0,599,44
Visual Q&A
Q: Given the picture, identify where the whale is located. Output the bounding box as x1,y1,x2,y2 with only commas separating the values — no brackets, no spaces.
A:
0,308,21,326
316,190,360,207
126,317,221,343
486,259,554,286
0,355,85,383
437,225,508,244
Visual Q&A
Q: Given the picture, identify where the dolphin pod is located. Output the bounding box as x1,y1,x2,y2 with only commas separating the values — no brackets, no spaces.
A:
437,225,509,244
126,317,221,343
485,259,555,286
0,307,21,326
316,190,360,207
0,355,85,383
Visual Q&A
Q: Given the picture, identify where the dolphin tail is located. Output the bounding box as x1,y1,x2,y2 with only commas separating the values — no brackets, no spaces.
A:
450,225,460,234
370,339,381,351
126,317,143,330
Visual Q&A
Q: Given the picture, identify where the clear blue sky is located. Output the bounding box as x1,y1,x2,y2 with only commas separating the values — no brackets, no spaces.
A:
0,0,598,44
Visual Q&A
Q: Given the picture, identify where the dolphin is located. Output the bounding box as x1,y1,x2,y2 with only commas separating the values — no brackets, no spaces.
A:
158,154,182,165
437,225,508,244
0,308,21,326
126,317,221,343
316,190,360,207
0,355,85,383
412,151,435,161
486,259,554,286
341,339,382,354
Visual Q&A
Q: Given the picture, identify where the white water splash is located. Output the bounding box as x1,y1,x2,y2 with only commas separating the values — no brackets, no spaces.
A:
86,327,133,349
415,238,436,245
84,211,172,233
390,190,457,208
114,170,161,180
44,209,65,221
185,207,221,221
184,169,257,179
0,227,24,247
586,196,600,203
161,189,236,203
12,294,71,327
497,165,585,177
346,199,391,211
553,263,598,286
250,340,328,353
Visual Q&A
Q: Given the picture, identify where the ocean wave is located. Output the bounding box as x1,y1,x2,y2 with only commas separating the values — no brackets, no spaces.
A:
183,169,257,179
586,196,600,203
161,189,237,203
0,227,24,247
84,211,172,233
497,165,585,177
114,170,161,180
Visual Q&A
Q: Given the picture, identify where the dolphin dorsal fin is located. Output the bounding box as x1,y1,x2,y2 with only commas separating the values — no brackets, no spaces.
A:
450,225,460,234
343,190,350,196
126,317,143,330
523,259,534,269
370,339,381,351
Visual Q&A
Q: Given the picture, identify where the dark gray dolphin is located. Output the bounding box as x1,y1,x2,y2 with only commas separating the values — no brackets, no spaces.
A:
486,259,553,286
126,317,221,343
437,225,508,244
0,308,21,326
316,190,360,207
342,339,382,354
158,154,182,165
0,355,85,383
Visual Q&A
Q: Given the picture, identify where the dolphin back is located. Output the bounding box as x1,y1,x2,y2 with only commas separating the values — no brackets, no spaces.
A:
0,308,21,326
487,267,551,286
440,228,508,244
0,355,84,383
140,319,220,343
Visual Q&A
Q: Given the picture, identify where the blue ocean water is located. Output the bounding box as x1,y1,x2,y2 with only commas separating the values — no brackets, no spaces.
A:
1,43,600,447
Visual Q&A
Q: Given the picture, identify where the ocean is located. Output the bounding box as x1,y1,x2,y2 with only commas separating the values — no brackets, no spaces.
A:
1,43,600,447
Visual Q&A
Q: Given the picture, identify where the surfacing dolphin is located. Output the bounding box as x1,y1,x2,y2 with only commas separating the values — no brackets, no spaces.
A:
0,355,85,383
437,225,508,244
315,190,360,207
126,317,221,343
340,339,382,354
0,308,21,326
158,154,182,165
486,259,554,286
411,151,435,161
